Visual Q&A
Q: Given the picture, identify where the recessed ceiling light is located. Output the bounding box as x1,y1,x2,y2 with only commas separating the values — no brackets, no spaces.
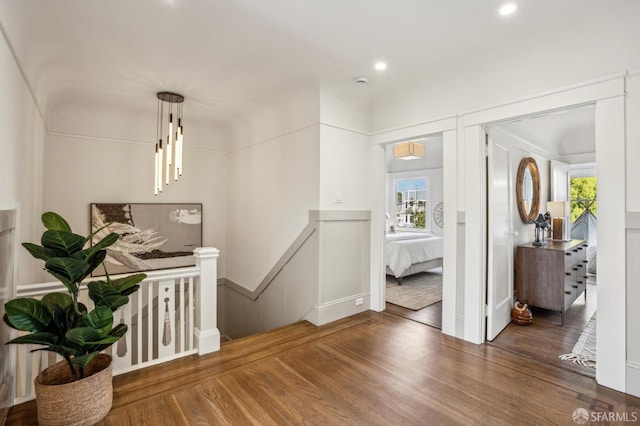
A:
374,61,387,71
499,3,517,16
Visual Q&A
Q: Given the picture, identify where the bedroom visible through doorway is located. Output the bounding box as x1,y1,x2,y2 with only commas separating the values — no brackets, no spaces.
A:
383,135,444,329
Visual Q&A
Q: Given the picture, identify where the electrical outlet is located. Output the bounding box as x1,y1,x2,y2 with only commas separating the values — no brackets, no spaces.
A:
334,192,343,203
355,297,364,306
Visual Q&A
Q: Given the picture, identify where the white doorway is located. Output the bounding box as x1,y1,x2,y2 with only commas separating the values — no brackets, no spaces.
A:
383,135,445,329
462,74,626,392
369,116,458,338
485,105,596,341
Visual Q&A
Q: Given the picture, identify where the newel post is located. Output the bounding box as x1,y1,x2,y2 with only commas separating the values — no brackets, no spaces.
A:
193,247,221,355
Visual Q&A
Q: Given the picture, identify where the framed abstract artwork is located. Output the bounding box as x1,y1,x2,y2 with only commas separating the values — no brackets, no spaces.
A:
90,203,202,275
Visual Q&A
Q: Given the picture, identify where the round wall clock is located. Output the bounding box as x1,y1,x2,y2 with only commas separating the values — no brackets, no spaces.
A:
433,202,444,228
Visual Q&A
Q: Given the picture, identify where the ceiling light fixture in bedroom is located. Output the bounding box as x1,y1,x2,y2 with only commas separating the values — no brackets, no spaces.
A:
499,3,517,16
155,92,185,195
393,141,425,160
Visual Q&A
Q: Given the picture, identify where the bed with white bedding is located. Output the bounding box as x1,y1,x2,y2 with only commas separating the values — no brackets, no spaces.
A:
385,232,443,284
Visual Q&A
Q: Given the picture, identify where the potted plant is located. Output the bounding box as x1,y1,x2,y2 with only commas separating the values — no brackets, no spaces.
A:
3,212,146,426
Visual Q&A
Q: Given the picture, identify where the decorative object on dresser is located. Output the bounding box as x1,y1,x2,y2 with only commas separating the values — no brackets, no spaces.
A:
515,239,588,325
532,213,551,246
547,201,571,241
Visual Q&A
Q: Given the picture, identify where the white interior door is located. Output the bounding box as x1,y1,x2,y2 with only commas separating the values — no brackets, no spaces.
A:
486,136,513,341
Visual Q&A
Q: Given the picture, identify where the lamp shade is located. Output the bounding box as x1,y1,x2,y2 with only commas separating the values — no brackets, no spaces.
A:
393,142,425,160
547,201,570,218
547,201,571,241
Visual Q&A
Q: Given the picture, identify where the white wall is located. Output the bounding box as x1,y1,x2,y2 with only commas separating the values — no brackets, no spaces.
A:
488,127,551,246
319,125,371,210
225,125,320,291
224,86,372,292
0,31,46,285
225,89,321,291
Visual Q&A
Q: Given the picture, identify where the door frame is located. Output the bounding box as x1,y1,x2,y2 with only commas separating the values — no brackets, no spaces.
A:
369,116,458,337
461,72,627,392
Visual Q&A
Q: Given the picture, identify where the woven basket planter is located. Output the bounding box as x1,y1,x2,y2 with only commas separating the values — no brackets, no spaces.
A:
34,354,113,426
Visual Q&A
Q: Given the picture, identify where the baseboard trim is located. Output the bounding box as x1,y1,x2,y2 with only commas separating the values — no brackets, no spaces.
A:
626,362,640,397
305,293,370,326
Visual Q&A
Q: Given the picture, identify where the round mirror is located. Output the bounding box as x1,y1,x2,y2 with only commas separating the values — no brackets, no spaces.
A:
516,157,541,223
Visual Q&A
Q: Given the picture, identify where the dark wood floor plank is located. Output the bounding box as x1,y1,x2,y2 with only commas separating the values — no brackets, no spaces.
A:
385,300,443,329
488,283,597,378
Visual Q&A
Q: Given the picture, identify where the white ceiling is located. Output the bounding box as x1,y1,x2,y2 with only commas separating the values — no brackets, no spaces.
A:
494,106,596,157
0,0,637,135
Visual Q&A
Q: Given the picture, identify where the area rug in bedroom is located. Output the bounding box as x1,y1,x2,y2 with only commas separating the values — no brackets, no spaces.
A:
386,272,442,311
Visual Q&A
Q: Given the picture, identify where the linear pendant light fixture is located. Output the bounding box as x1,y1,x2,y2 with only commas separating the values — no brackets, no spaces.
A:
393,141,425,160
155,92,185,195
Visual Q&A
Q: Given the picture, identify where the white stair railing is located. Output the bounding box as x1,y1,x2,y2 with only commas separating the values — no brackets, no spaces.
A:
11,247,219,404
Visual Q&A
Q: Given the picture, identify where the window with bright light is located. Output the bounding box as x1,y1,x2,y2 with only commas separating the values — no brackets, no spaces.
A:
570,176,597,222
395,177,429,231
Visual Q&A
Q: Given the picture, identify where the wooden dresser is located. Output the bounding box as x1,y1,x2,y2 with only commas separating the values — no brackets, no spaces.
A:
515,239,588,325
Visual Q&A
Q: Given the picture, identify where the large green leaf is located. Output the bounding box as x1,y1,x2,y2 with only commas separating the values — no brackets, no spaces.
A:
109,323,128,338
87,281,130,310
73,233,117,263
92,232,119,251
41,212,72,232
41,293,73,334
21,243,61,262
71,245,104,263
97,295,129,310
91,323,128,353
45,257,90,285
41,230,85,256
87,280,118,300
113,273,146,296
65,327,120,348
71,352,100,369
4,298,51,332
41,292,73,309
33,344,82,358
6,331,58,346
45,270,78,294
80,306,113,335
84,250,107,277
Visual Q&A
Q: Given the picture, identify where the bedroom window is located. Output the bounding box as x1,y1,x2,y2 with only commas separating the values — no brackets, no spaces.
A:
570,176,597,222
395,177,429,231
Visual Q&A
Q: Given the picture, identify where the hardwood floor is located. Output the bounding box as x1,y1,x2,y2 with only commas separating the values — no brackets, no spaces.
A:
384,267,443,329
385,301,442,329
8,309,639,425
489,283,597,377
